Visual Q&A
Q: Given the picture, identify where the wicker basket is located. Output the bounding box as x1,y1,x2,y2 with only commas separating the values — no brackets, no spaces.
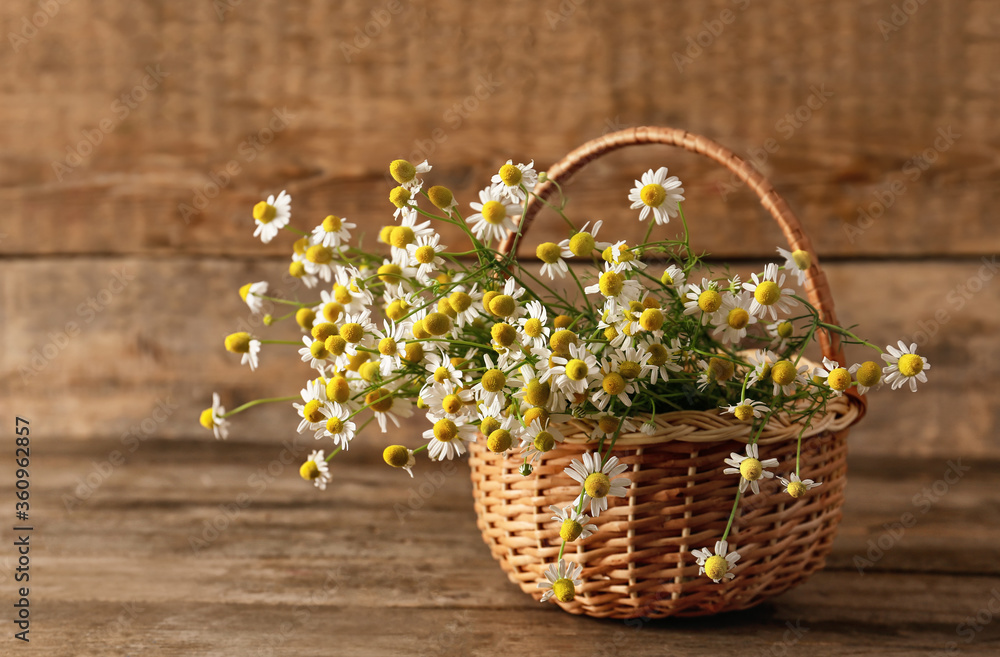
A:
468,127,867,619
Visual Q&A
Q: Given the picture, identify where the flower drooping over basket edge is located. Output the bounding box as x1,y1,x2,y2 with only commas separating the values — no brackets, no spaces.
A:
201,157,931,602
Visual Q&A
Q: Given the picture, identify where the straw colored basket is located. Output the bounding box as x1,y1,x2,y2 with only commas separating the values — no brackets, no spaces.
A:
468,127,867,619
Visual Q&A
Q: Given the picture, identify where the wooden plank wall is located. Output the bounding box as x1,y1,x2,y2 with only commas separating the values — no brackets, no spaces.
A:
1,0,997,458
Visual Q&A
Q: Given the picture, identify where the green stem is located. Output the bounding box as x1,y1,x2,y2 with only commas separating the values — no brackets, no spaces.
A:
223,395,300,417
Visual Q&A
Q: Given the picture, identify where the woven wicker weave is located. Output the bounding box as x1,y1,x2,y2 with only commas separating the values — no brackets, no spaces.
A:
469,127,867,618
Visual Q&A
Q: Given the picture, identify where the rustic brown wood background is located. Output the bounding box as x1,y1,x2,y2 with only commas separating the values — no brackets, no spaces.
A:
1,0,999,654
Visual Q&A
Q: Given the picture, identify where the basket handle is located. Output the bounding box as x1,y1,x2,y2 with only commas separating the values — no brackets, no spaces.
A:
498,126,846,364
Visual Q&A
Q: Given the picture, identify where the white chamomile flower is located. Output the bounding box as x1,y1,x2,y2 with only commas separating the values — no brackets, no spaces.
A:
339,309,376,356
723,443,779,495
849,360,884,395
389,181,421,222
605,240,646,272
365,386,414,432
423,350,466,387
536,240,569,279
373,319,411,376
639,417,657,436
239,281,268,314
591,415,637,440
692,540,740,583
549,505,598,542
466,186,520,243
421,380,475,422
546,343,598,398
881,341,930,392
331,266,374,314
591,359,639,410
711,291,758,346
584,263,643,315
491,159,538,204
776,246,812,287
446,284,483,328
609,346,655,385
243,337,261,371
659,264,686,292
778,472,821,498
310,214,356,249
315,403,356,450
406,233,447,283
383,445,416,477
770,359,809,396
746,349,779,388
720,399,770,422
742,263,799,321
520,419,565,463
289,253,319,288
683,279,724,325
628,167,685,225
642,336,683,385
537,559,583,603
293,379,330,433
389,158,432,190
252,190,291,243
299,335,332,373
766,320,796,352
559,220,612,260
299,450,331,490
517,300,550,350
471,354,508,405
814,356,853,397
302,244,340,283
696,357,735,391
565,451,630,517
422,416,476,461
199,393,230,440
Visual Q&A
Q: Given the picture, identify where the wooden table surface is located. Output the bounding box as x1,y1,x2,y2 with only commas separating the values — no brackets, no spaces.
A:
7,437,998,656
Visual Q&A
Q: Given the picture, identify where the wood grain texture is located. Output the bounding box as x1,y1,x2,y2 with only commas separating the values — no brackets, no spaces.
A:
3,439,997,655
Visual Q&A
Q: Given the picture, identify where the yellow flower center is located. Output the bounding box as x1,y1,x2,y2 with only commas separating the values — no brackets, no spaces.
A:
239,283,253,302
552,578,576,602
646,343,669,366
322,302,344,323
777,321,794,339
698,290,722,313
322,215,343,232
295,307,316,329
383,445,410,468
640,183,667,208
660,270,674,286
252,201,277,223
523,318,543,338
536,242,562,264
340,323,364,343
333,284,352,305
791,249,812,271
727,308,750,330
303,400,325,424
856,361,881,387
423,312,451,336
602,372,626,396
898,354,924,377
524,378,551,406
481,200,508,224
619,361,641,380
389,226,415,248
598,271,624,297
326,416,344,434
428,185,454,210
309,340,330,360
827,367,851,391
568,232,595,257
487,429,512,453
560,519,583,542
787,481,807,498
704,555,728,581
771,360,797,386
479,416,501,437
584,472,612,498
306,245,333,265
550,329,576,353
325,335,347,356
533,431,555,453
389,186,411,208
597,416,619,434
224,332,251,353
498,164,522,186
523,407,548,426
414,245,436,264
299,460,320,481
433,366,451,384
441,394,463,415
733,405,755,422
389,159,416,184
491,323,517,347
481,369,506,393
754,281,781,306
565,359,589,381
289,261,306,278
489,294,516,317
403,343,424,363
411,320,429,340
447,292,471,313
379,225,394,244
739,457,763,481
199,408,215,429
639,308,664,332
327,376,350,403
708,357,735,383
378,337,398,356
433,418,459,442
365,388,393,413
